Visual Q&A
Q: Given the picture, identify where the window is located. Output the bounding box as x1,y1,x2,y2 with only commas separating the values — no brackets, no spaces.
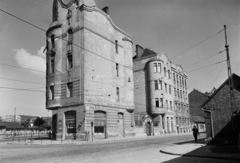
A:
173,73,175,83
51,35,55,49
116,87,120,101
158,63,161,73
179,76,182,87
166,100,168,109
67,29,73,52
176,75,178,83
170,101,172,110
160,98,163,107
67,29,73,70
50,55,55,74
94,111,106,134
67,54,73,69
185,79,187,89
155,80,162,90
174,88,176,96
116,63,119,77
169,85,171,94
154,63,157,73
66,82,73,97
155,98,159,107
159,80,162,90
165,84,167,93
49,86,54,100
164,67,166,77
155,80,158,90
168,70,171,79
115,40,118,53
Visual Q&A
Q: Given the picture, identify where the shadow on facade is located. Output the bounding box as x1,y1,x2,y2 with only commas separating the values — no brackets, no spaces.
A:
208,113,240,146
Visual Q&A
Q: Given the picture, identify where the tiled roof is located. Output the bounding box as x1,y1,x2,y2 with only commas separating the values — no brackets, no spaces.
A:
190,115,205,123
0,122,23,129
201,73,240,107
0,122,6,127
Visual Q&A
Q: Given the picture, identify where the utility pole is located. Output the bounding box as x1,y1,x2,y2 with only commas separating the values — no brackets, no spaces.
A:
224,25,235,130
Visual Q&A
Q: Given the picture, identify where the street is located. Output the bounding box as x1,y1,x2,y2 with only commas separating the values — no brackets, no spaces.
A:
0,134,238,163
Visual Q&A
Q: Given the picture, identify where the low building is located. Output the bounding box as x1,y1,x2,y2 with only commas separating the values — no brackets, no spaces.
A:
190,115,205,132
133,45,191,136
201,73,240,145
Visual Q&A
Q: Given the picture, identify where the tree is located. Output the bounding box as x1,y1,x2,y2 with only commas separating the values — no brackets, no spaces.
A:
34,117,45,130
21,119,30,128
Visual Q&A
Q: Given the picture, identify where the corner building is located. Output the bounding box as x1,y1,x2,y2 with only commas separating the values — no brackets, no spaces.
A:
46,0,134,140
133,45,190,136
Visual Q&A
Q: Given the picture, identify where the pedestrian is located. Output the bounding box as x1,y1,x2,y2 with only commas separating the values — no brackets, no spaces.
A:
192,126,199,143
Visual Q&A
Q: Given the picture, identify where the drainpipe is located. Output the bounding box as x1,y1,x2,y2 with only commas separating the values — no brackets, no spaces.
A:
202,108,214,138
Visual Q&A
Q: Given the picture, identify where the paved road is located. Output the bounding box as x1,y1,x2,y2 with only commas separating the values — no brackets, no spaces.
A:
0,134,238,163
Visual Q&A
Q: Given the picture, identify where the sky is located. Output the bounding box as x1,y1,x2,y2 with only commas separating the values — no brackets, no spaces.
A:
0,0,239,117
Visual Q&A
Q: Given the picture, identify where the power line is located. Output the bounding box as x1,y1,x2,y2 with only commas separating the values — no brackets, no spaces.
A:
0,8,45,32
0,86,45,93
170,29,224,60
183,50,226,69
187,60,226,73
0,62,45,73
0,77,45,85
209,62,226,90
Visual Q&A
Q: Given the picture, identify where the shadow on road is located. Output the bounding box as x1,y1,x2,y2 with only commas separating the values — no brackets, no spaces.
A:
174,138,205,145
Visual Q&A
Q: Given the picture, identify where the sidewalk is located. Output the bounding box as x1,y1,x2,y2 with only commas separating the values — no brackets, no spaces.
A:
160,142,240,161
1,132,192,146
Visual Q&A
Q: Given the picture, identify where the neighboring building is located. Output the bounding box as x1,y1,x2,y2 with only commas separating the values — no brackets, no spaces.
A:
201,73,240,145
46,0,134,140
189,89,208,118
188,89,208,132
0,122,23,131
133,45,190,136
3,115,37,123
190,115,205,132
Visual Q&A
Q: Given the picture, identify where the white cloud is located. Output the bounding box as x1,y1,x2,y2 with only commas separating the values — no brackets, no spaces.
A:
13,46,46,75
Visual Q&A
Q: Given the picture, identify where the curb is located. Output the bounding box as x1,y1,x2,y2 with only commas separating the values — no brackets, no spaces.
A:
160,150,240,161
1,133,193,146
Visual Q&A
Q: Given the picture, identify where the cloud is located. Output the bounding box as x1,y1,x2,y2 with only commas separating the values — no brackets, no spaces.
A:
13,46,46,75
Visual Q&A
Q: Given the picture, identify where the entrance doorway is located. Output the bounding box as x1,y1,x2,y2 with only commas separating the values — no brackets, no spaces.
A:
145,122,151,136
118,113,124,137
94,111,106,139
65,111,76,139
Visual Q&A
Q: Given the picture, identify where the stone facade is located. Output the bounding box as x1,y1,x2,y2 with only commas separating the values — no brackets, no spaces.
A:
46,0,134,140
133,45,191,136
202,74,240,144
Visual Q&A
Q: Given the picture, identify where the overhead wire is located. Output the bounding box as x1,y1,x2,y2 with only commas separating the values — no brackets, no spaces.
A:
170,29,224,60
183,50,226,69
187,60,226,73
209,62,227,90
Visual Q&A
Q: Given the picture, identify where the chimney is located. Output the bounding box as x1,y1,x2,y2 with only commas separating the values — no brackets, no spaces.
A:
135,44,144,58
102,6,109,14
